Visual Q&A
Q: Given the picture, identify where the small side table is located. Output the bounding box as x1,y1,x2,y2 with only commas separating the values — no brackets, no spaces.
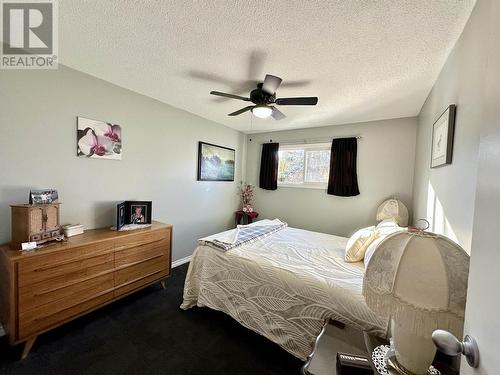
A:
235,211,259,226
363,332,458,375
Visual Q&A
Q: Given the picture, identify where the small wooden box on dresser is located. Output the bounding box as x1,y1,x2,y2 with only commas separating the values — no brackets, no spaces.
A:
11,203,61,248
0,221,172,359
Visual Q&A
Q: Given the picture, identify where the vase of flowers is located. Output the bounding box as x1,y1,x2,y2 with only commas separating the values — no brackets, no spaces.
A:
239,183,255,213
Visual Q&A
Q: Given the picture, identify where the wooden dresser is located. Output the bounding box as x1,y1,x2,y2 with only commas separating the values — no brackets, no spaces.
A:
0,221,172,359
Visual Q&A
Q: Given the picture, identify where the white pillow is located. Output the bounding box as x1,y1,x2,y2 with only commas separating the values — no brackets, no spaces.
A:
345,226,378,263
364,221,407,267
376,218,401,236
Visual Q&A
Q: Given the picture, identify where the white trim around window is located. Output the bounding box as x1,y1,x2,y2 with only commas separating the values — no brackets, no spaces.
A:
277,142,331,189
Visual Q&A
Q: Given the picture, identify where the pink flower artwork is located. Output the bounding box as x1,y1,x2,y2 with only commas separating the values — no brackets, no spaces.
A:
77,117,122,160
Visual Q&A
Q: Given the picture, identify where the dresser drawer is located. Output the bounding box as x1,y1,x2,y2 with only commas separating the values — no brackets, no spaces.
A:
115,254,169,289
19,273,114,313
115,239,169,268
18,251,114,288
114,229,170,251
115,269,169,297
18,291,114,339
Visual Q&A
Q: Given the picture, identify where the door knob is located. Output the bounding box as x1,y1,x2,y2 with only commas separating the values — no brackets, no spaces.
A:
432,330,479,368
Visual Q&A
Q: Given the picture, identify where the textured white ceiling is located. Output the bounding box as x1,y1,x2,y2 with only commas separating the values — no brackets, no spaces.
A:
60,1,475,133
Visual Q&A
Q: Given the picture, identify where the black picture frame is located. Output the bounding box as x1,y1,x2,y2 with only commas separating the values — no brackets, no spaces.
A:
116,201,152,230
431,105,456,168
197,141,236,182
127,201,152,224
116,201,126,230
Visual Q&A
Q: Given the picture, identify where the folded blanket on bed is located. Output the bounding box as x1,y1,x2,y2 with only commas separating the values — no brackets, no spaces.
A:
199,219,288,251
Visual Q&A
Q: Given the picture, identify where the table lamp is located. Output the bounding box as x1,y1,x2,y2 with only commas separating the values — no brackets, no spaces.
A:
376,198,409,227
363,231,469,374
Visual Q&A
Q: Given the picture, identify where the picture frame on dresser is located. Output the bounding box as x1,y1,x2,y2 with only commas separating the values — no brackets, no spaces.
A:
29,189,58,204
116,201,152,230
116,201,126,230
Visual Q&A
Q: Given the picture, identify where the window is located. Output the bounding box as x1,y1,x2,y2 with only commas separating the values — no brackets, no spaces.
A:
278,143,331,188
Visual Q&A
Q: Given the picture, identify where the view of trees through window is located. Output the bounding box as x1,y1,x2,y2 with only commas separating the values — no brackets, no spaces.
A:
278,144,331,186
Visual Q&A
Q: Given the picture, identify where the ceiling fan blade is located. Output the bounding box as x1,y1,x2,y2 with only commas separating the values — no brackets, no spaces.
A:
228,106,254,116
275,97,318,105
210,91,250,101
280,80,311,89
271,106,286,120
262,74,282,95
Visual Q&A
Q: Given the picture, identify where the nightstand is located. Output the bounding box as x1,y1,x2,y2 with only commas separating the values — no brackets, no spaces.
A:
235,210,259,225
363,332,459,375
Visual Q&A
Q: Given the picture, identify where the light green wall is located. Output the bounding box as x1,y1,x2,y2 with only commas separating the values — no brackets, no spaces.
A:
245,117,417,237
0,65,245,261
0,64,421,257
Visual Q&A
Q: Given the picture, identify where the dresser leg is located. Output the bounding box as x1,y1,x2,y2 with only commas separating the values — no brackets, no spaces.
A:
21,336,37,359
160,280,167,290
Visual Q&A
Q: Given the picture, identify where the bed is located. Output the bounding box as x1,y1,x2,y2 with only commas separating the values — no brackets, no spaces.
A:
181,223,389,360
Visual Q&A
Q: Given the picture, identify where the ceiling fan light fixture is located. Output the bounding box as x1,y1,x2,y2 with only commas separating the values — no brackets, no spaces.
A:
252,105,273,119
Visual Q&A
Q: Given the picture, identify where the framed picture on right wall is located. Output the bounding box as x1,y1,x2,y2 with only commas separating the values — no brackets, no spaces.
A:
431,104,456,168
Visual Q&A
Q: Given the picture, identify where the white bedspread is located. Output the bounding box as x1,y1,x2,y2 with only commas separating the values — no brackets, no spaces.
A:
181,226,389,359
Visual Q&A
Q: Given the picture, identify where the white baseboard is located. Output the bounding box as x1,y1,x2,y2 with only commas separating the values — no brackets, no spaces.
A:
172,255,191,268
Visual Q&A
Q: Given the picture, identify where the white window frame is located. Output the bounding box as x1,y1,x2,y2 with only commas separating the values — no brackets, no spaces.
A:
278,142,331,189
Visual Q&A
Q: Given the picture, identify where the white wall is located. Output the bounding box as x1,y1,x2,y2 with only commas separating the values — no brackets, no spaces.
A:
461,0,500,373
412,0,488,253
0,65,245,261
245,117,417,237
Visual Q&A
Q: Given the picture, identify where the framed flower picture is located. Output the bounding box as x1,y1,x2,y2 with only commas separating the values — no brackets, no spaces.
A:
431,105,456,168
77,116,122,160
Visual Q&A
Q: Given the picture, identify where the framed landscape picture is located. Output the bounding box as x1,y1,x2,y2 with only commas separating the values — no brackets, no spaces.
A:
431,105,456,168
197,142,235,181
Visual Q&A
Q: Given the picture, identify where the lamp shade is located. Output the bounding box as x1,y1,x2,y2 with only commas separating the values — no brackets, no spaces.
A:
252,105,273,119
376,199,409,227
363,231,469,338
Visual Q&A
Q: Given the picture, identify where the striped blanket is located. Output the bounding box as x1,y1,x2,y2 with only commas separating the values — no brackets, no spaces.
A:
199,219,288,251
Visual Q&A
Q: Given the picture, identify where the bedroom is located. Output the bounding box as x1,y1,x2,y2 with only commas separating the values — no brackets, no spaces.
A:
0,1,499,374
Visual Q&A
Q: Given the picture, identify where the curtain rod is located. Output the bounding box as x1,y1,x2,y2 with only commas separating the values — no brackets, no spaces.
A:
253,135,362,145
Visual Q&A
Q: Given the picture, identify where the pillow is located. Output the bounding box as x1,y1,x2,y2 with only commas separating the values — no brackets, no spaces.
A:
376,218,401,236
364,221,407,267
345,226,378,262
364,235,388,267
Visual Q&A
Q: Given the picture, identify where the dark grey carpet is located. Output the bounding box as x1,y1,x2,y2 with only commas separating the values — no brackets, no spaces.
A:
0,263,302,375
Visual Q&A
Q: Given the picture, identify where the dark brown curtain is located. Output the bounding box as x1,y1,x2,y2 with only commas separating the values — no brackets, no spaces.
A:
327,137,360,196
259,143,279,190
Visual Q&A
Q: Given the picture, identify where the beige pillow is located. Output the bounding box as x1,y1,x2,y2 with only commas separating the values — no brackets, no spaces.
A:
345,226,378,262
364,235,388,267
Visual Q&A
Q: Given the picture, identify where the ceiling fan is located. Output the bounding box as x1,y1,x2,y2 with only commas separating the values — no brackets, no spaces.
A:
210,74,318,120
